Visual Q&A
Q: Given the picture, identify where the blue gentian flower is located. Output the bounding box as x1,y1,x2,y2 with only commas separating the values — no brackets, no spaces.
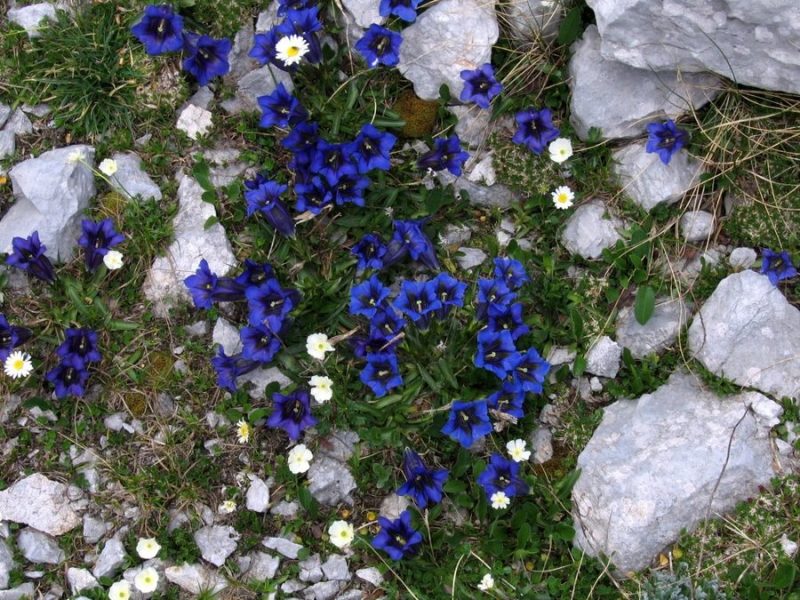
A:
506,347,549,393
277,0,317,16
429,273,466,319
78,218,125,272
493,257,529,290
645,119,689,166
360,352,403,397
267,388,318,440
249,29,280,66
240,324,282,363
245,279,300,330
760,248,798,286
397,449,449,509
352,233,387,273
311,140,350,181
57,328,102,364
326,164,371,207
282,121,320,154
351,328,396,360
474,329,517,379
294,176,332,214
355,24,402,68
378,0,421,22
347,123,397,173
383,219,439,270
0,314,31,362
486,303,529,341
6,231,56,284
349,275,391,318
512,107,560,154
131,4,185,55
460,64,503,109
182,33,232,86
258,82,308,129
417,135,469,176
392,279,441,329
476,278,516,321
234,259,276,289
278,7,323,63
477,454,529,500
211,348,258,392
46,355,89,399
184,259,244,309
369,308,406,344
485,384,527,419
441,399,492,448
372,510,423,560
244,175,295,236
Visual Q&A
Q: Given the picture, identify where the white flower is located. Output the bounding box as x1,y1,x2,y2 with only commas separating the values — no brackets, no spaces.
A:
103,250,124,270
218,500,236,514
108,580,131,600
548,137,573,163
288,443,313,474
136,538,161,560
134,567,159,593
328,520,355,549
306,333,334,360
490,491,510,510
477,573,495,592
309,375,333,403
236,419,251,443
275,34,310,67
506,439,531,463
99,158,118,176
4,351,33,379
67,150,85,164
551,185,575,210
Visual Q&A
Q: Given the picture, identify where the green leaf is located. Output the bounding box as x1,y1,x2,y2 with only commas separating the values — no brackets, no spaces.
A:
557,6,583,45
516,522,532,548
572,355,586,377
443,479,466,494
192,158,214,192
634,286,656,325
203,215,219,230
771,562,796,589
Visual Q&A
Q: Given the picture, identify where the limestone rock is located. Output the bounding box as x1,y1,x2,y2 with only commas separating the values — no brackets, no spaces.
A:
0,474,81,535
502,0,564,44
435,170,516,208
560,200,624,260
263,536,303,559
398,0,499,101
92,537,126,578
569,26,719,141
439,224,472,247
729,247,757,270
455,247,487,270
176,104,213,140
612,141,704,211
0,582,35,600
529,426,553,464
679,210,715,242
108,152,162,201
165,563,228,595
0,145,95,261
689,270,800,400
237,366,292,400
225,23,258,81
587,0,800,95
17,529,64,564
356,567,383,587
303,580,342,600
143,172,236,316
0,104,11,129
239,552,280,582
194,525,239,567
321,554,350,581
212,317,241,355
584,336,621,378
616,297,690,359
66,568,99,594
0,539,13,589
2,110,33,136
307,455,357,506
7,3,57,38
341,0,384,29
245,476,270,513
221,65,294,114
573,371,781,573
82,516,109,545
299,553,323,583
0,132,14,162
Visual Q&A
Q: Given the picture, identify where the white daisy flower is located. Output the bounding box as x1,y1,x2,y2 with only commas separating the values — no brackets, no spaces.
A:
490,491,510,510
477,573,495,592
548,137,573,163
108,580,131,600
327,520,355,549
103,250,124,270
506,439,531,462
287,443,313,474
306,333,334,360
136,538,161,560
4,351,33,379
275,34,310,67
309,375,333,403
99,158,118,176
133,567,159,593
236,419,251,443
551,185,575,210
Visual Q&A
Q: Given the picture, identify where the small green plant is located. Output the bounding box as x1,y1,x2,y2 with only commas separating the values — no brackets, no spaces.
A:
641,563,727,600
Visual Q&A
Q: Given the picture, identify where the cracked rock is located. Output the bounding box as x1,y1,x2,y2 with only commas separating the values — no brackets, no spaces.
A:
0,474,82,535
17,529,64,565
194,526,239,567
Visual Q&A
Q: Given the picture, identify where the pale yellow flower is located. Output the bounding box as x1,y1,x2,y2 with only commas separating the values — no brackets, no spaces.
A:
136,538,161,560
288,444,313,474
133,567,159,593
99,158,118,176
490,491,510,510
108,580,131,600
328,520,355,549
306,333,334,360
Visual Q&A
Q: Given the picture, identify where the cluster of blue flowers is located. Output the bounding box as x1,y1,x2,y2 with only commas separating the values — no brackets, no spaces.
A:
46,328,102,398
183,258,300,395
131,5,232,86
250,2,323,71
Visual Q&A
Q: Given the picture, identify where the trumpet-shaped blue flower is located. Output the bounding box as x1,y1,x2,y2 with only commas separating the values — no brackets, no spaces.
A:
349,275,391,318
379,0,421,22
360,352,403,397
352,233,387,272
476,278,516,321
249,29,280,66
383,219,439,270
645,119,689,165
78,218,125,272
246,279,300,330
486,303,529,341
397,449,449,509
211,348,258,392
234,259,276,289
46,355,89,399
244,176,295,236
477,453,529,500
417,135,469,176
372,510,423,560
278,7,323,63
441,399,492,448
507,347,549,393
430,272,466,318
57,328,102,364
369,308,406,343
392,279,441,328
485,384,527,419
326,164,370,207
512,107,559,154
182,34,232,86
184,259,244,309
355,24,402,68
268,389,317,440
282,121,320,154
0,314,31,362
493,257,529,290
460,64,503,109
760,248,797,286
131,4,185,55
475,329,517,379
277,0,317,16
294,176,332,214
348,123,397,173
311,140,349,181
258,82,308,129
6,231,56,284
240,323,282,363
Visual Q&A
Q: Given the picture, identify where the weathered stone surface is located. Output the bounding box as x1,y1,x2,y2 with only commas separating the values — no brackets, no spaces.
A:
165,563,228,595
0,145,95,261
263,536,303,559
317,430,360,463
239,552,280,582
0,104,11,130
17,529,64,564
321,554,350,581
439,224,472,247
436,170,516,208
456,247,487,270
679,210,715,242
225,23,258,81
560,200,624,260
612,141,703,211
0,539,13,589
0,132,14,162
176,104,213,140
66,568,99,594
109,152,162,201
503,0,564,44
203,148,248,188
82,516,109,545
573,371,781,574
587,0,800,95
356,567,383,587
303,580,342,600
584,336,621,378
379,493,410,520
341,0,384,28
729,247,757,270
616,297,690,359
0,582,35,600
92,537,126,578
143,172,236,316
194,525,239,567
299,553,323,583
529,426,553,464
569,26,719,141
7,3,57,38
398,0,499,100
245,476,270,513
689,270,800,400
212,317,241,355
0,474,81,535
221,65,294,114
237,366,292,400
307,455,357,506
2,110,33,136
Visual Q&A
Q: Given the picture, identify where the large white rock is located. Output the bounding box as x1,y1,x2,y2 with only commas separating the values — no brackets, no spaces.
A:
194,525,239,567
398,0,499,100
502,0,564,44
569,26,719,141
560,200,625,260
0,145,95,261
143,172,236,316
0,474,81,536
616,297,690,359
17,529,64,564
587,0,800,95
108,152,162,201
573,371,781,574
612,141,703,211
689,270,800,400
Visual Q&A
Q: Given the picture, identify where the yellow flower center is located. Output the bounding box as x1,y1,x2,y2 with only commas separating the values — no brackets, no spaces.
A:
12,359,24,370
287,45,301,57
